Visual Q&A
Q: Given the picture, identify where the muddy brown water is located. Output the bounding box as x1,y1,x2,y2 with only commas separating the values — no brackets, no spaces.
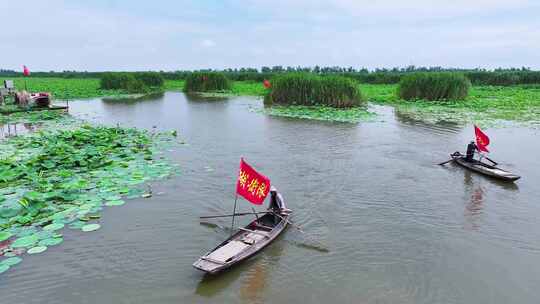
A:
1,92,539,304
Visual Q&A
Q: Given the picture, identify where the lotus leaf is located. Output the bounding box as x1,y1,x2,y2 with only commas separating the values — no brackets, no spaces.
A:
0,264,9,274
105,200,125,206
35,231,53,240
12,235,39,248
27,246,47,254
43,223,64,231
81,224,100,232
16,227,38,237
0,232,12,242
0,207,20,219
1,256,22,266
38,237,63,246
69,221,85,229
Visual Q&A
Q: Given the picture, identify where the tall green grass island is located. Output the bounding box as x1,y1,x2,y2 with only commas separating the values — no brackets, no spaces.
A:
398,72,471,101
184,72,231,92
264,73,364,108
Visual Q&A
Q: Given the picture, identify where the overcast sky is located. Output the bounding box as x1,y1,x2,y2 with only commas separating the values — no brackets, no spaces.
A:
3,0,540,71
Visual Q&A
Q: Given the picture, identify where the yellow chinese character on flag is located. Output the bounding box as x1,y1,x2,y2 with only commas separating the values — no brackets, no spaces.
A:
238,171,249,189
256,183,266,198
247,178,259,194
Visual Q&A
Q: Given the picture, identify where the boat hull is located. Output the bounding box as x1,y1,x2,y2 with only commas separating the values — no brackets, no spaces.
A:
193,212,289,274
453,156,520,182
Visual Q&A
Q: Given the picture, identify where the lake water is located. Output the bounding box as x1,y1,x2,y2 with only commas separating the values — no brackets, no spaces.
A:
1,92,539,304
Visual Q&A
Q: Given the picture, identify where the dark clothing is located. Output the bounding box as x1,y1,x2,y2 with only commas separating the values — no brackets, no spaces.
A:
465,142,477,162
269,190,287,224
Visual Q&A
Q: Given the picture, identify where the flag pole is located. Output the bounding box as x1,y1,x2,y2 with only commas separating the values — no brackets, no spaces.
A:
230,194,239,237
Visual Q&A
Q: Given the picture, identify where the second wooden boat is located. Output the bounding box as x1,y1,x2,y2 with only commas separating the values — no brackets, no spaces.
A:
451,154,520,182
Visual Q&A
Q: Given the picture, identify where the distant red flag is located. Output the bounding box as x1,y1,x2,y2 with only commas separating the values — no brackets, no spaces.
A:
263,79,271,89
23,65,30,76
474,125,490,153
236,158,271,205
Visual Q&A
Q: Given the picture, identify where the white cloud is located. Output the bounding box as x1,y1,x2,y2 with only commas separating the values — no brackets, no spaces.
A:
201,39,216,48
1,0,539,70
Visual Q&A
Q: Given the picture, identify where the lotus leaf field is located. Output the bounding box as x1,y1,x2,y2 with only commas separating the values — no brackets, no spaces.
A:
361,84,540,127
0,111,178,275
261,105,376,123
0,77,185,100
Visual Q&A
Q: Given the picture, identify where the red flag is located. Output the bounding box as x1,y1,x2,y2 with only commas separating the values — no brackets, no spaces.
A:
236,158,270,205
474,125,490,153
263,79,271,89
23,65,30,76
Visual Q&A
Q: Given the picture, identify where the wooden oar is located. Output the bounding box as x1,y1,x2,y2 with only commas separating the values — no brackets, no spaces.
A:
484,156,498,166
439,151,463,166
199,220,327,253
200,211,268,219
270,211,329,252
438,159,454,166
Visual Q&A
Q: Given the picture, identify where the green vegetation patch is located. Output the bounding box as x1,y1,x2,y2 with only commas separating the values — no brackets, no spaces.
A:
184,72,231,93
365,84,540,126
100,72,164,94
231,81,267,96
398,72,471,101
0,122,178,271
265,73,364,108
0,77,125,100
0,110,66,125
262,105,375,123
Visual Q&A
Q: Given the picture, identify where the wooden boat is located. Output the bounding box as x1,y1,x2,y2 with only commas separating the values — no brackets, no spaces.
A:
451,153,520,182
193,190,290,274
30,92,51,107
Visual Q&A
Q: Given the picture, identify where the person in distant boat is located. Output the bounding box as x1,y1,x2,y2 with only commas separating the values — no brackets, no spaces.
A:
465,141,478,162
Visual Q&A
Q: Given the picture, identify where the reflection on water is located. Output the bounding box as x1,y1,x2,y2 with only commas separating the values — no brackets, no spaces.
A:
239,239,286,304
102,92,165,103
185,93,231,103
394,108,462,133
0,122,38,139
195,267,244,298
464,185,485,231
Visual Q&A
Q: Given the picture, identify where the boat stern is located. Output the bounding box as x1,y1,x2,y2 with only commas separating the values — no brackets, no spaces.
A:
193,257,227,274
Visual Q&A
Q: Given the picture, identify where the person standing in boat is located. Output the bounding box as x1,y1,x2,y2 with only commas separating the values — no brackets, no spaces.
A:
465,141,478,162
269,187,291,216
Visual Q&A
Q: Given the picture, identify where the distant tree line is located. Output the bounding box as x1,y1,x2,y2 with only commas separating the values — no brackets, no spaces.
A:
2,66,540,86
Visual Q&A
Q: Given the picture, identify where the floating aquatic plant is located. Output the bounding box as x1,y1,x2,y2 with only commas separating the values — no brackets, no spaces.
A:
38,237,63,246
364,84,540,127
0,118,179,274
81,224,100,232
261,105,376,123
27,246,47,254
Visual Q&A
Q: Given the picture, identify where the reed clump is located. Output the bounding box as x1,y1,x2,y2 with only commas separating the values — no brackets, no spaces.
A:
100,72,164,93
398,72,471,101
184,72,231,92
264,73,363,108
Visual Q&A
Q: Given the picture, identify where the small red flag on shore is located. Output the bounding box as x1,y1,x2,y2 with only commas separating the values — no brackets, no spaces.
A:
474,125,490,153
23,65,30,76
236,158,271,205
